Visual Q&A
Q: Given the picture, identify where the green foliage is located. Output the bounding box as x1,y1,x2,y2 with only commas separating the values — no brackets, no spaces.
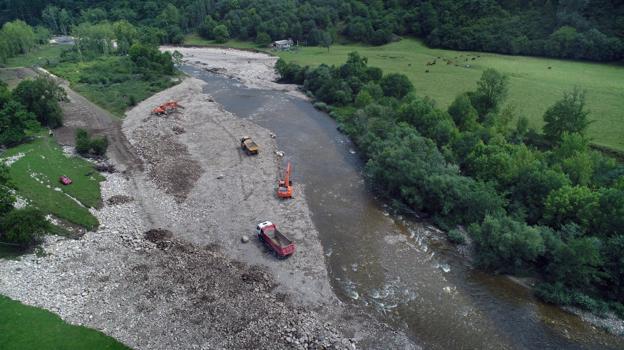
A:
255,32,271,47
544,186,599,230
470,215,545,273
73,22,115,58
469,69,509,117
447,228,466,245
129,43,175,78
75,129,108,156
0,208,49,248
0,100,37,147
448,93,478,131
543,88,591,143
213,25,230,44
379,73,413,99
545,236,604,291
0,20,37,63
13,76,66,128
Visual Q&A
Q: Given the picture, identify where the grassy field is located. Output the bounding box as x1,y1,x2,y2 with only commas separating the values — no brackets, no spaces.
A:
192,37,624,153
49,56,179,117
0,295,130,350
0,135,104,230
3,45,67,68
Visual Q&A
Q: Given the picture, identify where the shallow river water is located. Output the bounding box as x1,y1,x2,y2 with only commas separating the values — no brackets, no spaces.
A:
184,65,623,350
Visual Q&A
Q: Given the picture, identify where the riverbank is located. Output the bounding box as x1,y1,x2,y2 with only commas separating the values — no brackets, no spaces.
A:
161,46,307,99
0,69,415,348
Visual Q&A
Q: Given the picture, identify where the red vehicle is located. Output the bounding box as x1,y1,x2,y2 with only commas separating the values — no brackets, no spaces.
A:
256,221,295,259
59,176,72,185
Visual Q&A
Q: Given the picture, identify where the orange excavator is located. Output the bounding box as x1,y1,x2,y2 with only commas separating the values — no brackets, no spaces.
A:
277,162,293,199
152,101,184,116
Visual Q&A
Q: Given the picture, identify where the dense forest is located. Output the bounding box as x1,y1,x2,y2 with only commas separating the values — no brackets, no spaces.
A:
1,0,623,61
276,54,624,316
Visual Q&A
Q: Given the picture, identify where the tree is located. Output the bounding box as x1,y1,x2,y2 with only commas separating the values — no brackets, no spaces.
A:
469,68,509,117
213,25,230,43
544,185,599,229
255,32,271,46
380,73,413,99
0,164,14,217
0,100,37,146
198,16,217,40
13,77,66,128
543,88,591,143
546,236,604,291
320,31,333,52
0,208,50,249
470,215,545,273
448,93,478,131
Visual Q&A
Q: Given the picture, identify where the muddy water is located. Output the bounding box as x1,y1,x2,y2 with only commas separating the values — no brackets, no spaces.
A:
184,66,622,350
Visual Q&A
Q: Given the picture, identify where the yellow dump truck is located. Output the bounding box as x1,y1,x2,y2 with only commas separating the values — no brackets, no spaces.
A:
240,136,259,155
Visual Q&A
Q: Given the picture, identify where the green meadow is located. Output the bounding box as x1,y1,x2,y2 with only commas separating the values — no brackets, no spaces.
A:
195,37,623,153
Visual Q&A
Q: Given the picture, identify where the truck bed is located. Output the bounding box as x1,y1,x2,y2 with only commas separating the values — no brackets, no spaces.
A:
266,229,292,247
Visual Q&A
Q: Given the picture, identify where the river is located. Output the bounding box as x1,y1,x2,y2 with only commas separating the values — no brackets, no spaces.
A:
183,65,623,350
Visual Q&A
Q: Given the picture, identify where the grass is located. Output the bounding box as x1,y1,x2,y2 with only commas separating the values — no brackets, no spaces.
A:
0,135,104,230
193,37,624,153
49,56,179,117
3,45,67,68
0,295,130,350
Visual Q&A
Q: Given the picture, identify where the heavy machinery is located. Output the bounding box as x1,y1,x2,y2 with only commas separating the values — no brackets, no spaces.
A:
152,101,184,116
277,162,293,199
256,221,295,259
240,136,259,155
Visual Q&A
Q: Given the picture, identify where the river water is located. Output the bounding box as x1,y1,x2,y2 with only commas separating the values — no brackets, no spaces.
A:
184,65,623,350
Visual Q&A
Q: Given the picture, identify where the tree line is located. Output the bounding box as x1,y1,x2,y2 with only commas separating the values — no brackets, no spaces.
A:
1,0,622,61
276,54,624,317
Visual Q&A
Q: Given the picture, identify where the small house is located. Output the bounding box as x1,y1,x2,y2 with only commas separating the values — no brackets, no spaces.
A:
271,39,294,50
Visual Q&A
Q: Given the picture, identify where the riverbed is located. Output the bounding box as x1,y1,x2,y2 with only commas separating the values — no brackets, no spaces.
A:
177,56,624,350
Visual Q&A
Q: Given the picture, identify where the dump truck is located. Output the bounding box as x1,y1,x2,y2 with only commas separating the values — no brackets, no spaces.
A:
277,162,293,199
240,136,259,155
256,221,295,259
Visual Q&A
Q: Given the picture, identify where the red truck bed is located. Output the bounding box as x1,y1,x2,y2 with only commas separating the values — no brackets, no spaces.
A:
256,221,295,258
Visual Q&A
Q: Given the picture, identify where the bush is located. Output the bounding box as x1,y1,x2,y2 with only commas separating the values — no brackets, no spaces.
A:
447,228,466,244
90,136,108,156
535,282,572,305
0,208,50,249
75,129,108,156
380,73,413,99
213,25,229,44
255,32,271,46
313,102,330,112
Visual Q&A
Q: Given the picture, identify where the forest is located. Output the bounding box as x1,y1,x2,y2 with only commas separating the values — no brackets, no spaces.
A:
276,54,624,316
1,0,623,61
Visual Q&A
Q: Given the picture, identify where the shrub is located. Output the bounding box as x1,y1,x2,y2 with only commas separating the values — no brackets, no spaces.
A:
90,136,108,156
447,228,466,244
0,208,50,249
75,129,108,156
535,282,572,305
380,73,413,99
